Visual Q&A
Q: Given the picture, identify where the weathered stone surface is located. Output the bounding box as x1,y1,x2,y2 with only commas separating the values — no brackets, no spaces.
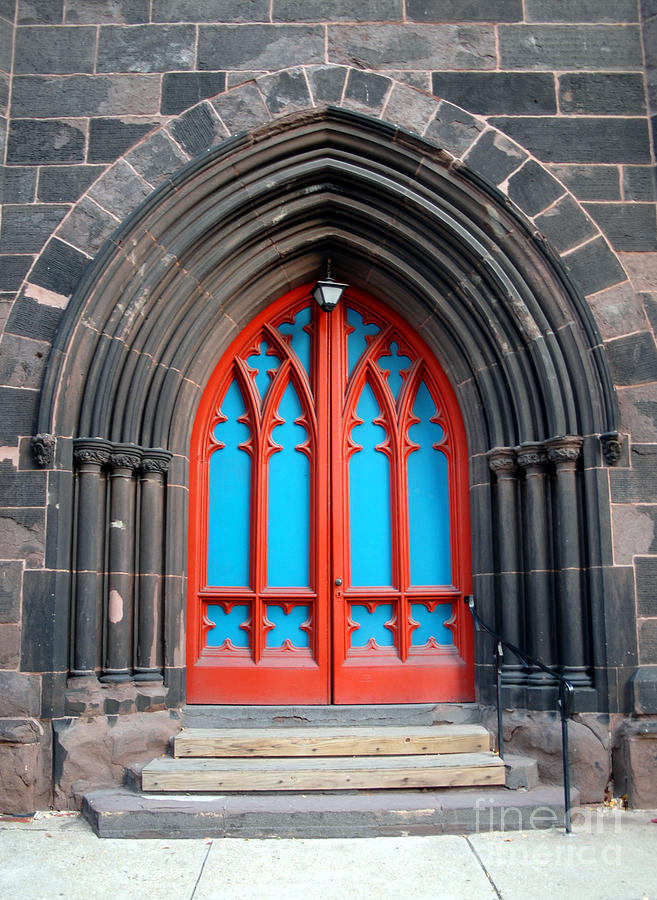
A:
619,252,657,293
622,166,656,202
0,742,39,815
88,117,161,164
211,82,271,134
507,159,565,217
384,82,438,134
424,101,485,157
612,505,656,564
328,24,496,70
534,194,598,253
584,202,657,252
0,561,22,624
491,116,651,165
57,197,118,256
342,69,391,116
199,25,324,71
0,718,41,743
307,65,348,104
37,165,105,203
88,160,152,222
0,72,9,117
0,333,48,389
29,238,90,298
589,279,650,339
161,71,227,115
53,710,181,809
636,557,657,617
259,68,313,117
611,445,657,504
276,0,401,21
18,0,63,24
564,235,626,296
465,129,527,184
14,25,96,75
0,509,44,569
1,167,37,204
383,70,430,90
0,389,38,446
0,624,20,668
7,119,86,165
486,709,611,803
549,164,620,201
167,101,227,157
0,671,41,717
499,24,642,70
640,620,657,664
432,71,555,115
525,0,639,21
559,73,646,115
605,331,657,386
65,0,150,23
0,255,33,292
0,204,69,254
97,24,196,73
618,384,657,443
407,0,521,21
126,131,189,187
11,74,162,118
154,0,269,21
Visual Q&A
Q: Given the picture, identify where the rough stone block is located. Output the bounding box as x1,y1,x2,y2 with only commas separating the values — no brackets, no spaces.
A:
0,741,39,815
583,202,657,252
275,0,401,20
407,0,521,20
328,24,496,70
167,101,227,157
97,24,195,73
0,670,41,716
507,159,565,217
605,331,657,386
307,65,348,105
534,194,598,253
499,25,643,70
0,72,8,117
11,73,162,118
37,164,105,202
57,197,118,256
65,0,150,23
0,561,22,624
549,164,620,201
490,116,651,164
0,255,33,291
0,389,38,445
0,204,69,253
0,508,44,569
0,623,20,668
640,619,657,663
384,82,439,134
0,23,11,74
125,131,189,187
18,0,62,23
611,445,657,504
29,238,90,298
588,281,650,341
424,101,485,157
88,117,159,164
7,119,86,165
630,667,657,715
383,70,430,90
0,333,48,389
432,72,555,115
211,82,271,135
154,0,269,21
259,68,313,117
88,159,152,223
14,25,96,74
559,73,646,115
525,0,639,21
615,731,657,807
1,166,37,203
464,129,527,185
342,69,391,116
199,24,324,71
20,569,69,673
636,557,657,617
564,235,627,295
622,166,656,202
618,384,657,443
161,71,226,115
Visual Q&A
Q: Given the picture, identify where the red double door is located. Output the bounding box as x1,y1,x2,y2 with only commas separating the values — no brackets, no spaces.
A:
187,285,473,704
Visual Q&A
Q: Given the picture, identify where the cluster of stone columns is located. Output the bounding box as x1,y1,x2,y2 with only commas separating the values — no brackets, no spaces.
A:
70,439,172,683
487,435,591,689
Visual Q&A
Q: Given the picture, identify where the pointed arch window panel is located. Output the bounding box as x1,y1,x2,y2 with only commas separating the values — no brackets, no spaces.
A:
187,286,473,704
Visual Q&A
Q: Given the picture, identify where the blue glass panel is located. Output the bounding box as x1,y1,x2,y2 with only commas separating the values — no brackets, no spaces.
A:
410,603,453,646
247,341,281,403
266,604,310,648
206,604,250,648
408,381,451,586
208,380,251,586
347,306,379,375
268,381,310,587
277,305,311,377
377,341,412,398
350,603,394,647
349,382,392,586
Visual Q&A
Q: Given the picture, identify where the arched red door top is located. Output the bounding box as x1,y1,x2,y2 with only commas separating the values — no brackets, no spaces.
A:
187,285,473,704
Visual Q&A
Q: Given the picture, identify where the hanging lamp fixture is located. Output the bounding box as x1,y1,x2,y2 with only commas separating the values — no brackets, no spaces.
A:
312,258,348,312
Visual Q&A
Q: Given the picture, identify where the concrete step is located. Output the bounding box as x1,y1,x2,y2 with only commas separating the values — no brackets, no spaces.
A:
83,784,579,839
141,751,506,792
181,703,482,729
173,724,491,758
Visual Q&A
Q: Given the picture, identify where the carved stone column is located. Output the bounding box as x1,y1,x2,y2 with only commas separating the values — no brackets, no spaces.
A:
546,435,590,686
71,439,111,677
134,451,171,682
488,446,524,685
517,442,554,684
101,446,141,683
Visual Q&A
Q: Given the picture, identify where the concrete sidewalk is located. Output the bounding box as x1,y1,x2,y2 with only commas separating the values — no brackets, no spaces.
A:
1,806,655,900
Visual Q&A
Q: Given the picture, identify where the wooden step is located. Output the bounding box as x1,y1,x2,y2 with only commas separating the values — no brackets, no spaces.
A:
173,724,490,758
141,751,505,792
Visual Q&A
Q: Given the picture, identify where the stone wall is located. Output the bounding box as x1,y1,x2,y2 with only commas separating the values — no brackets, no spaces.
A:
0,0,656,812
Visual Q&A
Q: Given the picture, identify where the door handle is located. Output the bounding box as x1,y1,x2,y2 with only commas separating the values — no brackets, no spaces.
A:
335,578,342,586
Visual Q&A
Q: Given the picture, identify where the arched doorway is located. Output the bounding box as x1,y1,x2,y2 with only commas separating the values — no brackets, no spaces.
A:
187,285,473,704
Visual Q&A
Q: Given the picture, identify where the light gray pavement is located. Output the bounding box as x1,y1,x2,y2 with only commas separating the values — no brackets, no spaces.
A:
0,806,655,900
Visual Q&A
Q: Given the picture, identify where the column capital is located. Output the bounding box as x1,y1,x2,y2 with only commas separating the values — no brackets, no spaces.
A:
139,449,172,476
73,438,112,468
516,442,548,473
546,435,582,468
109,446,141,472
487,446,517,476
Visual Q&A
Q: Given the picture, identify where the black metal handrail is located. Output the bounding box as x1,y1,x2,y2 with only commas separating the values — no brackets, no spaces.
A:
467,595,575,833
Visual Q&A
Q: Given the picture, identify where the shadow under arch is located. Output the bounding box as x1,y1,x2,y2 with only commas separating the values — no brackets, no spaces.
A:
36,106,627,716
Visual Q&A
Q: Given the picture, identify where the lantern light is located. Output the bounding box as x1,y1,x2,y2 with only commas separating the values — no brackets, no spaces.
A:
312,258,348,312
